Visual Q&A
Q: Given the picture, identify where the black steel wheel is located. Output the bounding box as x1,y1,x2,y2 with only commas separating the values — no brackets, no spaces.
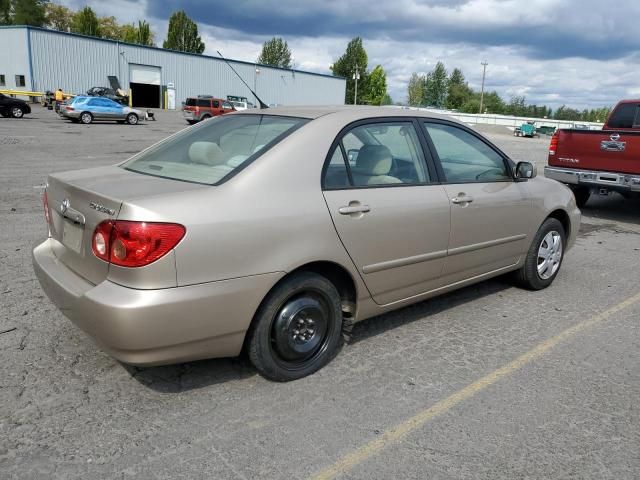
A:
247,272,343,381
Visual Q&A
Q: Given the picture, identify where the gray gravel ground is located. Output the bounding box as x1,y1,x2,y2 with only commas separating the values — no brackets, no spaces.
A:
1,107,639,479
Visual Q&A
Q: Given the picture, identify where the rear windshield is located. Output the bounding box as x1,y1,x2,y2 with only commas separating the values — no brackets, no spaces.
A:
122,114,308,184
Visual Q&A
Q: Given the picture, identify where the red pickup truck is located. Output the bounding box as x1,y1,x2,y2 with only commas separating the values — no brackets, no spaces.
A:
545,99,640,207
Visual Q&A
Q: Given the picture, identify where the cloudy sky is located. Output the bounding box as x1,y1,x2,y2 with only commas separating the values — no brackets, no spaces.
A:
60,0,640,109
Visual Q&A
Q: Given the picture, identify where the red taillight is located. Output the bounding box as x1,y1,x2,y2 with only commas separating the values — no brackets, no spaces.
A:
43,191,50,225
549,132,559,156
65,105,74,111
92,220,185,268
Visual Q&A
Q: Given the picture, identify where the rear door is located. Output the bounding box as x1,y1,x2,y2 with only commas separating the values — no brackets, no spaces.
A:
323,119,451,305
422,121,532,283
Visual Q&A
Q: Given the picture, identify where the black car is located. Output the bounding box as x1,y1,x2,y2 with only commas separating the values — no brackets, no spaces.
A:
0,93,31,118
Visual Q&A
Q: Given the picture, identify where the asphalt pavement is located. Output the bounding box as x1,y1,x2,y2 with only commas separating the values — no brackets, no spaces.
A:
1,107,639,479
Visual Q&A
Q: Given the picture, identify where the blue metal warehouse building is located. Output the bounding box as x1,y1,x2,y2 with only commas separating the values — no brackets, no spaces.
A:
0,26,346,108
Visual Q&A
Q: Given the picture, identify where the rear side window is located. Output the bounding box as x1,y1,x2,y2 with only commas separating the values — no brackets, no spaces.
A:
197,98,210,108
323,122,430,189
608,103,638,129
122,115,308,185
185,98,197,106
424,123,510,183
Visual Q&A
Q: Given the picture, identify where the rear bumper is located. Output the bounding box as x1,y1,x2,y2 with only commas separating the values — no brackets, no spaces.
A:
33,238,283,366
544,166,640,194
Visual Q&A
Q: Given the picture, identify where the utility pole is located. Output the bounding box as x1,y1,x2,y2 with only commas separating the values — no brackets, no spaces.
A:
479,61,488,114
353,65,360,105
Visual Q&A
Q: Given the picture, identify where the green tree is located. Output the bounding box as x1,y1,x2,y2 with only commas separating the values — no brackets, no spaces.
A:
120,23,137,43
72,6,100,37
381,93,393,105
423,61,448,107
12,0,46,26
505,95,527,116
136,20,153,46
257,37,292,68
1,0,12,24
365,65,387,105
407,72,424,106
445,68,472,110
98,15,121,40
163,10,204,54
45,3,73,31
331,37,369,104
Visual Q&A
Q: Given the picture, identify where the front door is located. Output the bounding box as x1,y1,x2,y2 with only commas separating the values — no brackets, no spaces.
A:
422,122,532,283
323,120,451,305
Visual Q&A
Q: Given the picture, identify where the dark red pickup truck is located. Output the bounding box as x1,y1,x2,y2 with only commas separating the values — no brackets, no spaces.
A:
545,99,640,207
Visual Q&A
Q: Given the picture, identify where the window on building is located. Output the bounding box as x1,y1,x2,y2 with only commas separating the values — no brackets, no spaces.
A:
0,75,5,86
15,75,26,87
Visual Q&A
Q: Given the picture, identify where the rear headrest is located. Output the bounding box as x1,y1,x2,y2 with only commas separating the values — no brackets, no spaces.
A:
188,142,225,166
355,145,393,175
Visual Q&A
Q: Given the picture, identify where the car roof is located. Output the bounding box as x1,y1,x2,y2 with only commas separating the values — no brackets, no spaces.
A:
235,105,461,123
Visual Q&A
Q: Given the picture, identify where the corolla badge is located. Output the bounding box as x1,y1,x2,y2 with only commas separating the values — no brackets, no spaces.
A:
60,198,70,214
89,202,115,216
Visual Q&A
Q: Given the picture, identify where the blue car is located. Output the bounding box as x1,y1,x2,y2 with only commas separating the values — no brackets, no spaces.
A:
61,96,146,125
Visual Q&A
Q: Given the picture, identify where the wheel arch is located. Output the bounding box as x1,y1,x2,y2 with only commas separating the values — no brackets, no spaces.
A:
242,260,358,352
547,208,571,240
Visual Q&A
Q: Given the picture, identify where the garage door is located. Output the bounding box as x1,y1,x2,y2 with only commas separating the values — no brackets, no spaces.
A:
129,64,161,85
129,64,161,108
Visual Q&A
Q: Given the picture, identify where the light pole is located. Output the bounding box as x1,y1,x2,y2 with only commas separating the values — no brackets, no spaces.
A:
352,65,360,105
479,61,488,114
254,66,261,95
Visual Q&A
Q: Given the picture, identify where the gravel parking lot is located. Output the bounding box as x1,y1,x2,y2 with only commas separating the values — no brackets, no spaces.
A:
1,107,639,479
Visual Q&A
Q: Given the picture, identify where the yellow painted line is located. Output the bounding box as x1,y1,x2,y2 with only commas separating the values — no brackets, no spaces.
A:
310,291,640,480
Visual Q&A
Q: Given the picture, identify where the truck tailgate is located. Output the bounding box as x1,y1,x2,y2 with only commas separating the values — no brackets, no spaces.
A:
550,129,640,175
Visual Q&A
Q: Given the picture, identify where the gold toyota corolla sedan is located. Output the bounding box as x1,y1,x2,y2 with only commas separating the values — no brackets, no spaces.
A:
33,106,580,381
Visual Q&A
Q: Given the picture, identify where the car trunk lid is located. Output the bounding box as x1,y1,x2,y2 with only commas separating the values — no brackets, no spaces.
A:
45,165,205,285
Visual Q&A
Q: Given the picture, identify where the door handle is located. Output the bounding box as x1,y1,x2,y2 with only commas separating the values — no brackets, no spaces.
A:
451,194,474,205
338,204,371,215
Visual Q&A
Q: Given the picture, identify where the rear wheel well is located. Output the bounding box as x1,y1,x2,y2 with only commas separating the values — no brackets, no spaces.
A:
288,262,357,316
243,262,358,353
547,209,571,239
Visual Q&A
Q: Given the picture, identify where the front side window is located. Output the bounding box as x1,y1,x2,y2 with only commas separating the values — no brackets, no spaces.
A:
324,122,429,188
423,123,510,183
213,100,220,108
122,115,308,184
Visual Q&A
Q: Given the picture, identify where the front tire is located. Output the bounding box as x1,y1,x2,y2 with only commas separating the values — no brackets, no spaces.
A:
80,112,93,124
247,272,344,381
515,218,565,290
10,106,24,118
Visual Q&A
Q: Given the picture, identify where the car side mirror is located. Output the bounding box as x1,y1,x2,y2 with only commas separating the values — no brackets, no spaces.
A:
515,161,536,180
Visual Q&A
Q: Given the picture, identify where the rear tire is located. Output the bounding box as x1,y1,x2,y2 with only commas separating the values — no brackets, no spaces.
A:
186,120,196,125
201,114,212,120
126,113,138,125
572,186,590,208
80,112,93,124
515,218,565,290
247,272,344,381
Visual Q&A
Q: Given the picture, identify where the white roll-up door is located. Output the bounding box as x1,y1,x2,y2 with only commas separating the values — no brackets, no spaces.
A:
129,64,161,85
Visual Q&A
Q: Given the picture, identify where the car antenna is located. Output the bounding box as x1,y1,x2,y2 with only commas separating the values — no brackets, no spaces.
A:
216,50,269,109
